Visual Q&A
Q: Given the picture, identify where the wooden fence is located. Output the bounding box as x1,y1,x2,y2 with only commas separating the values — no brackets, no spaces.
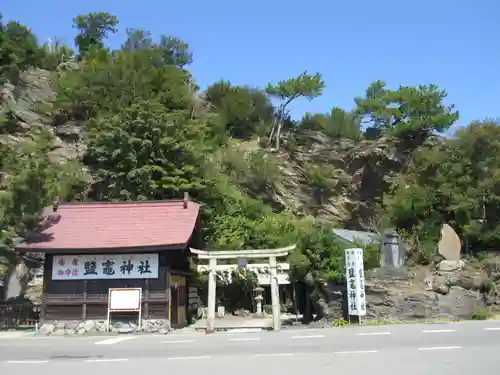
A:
0,300,40,330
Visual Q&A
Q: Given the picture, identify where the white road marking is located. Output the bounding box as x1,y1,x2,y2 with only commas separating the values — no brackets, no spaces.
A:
6,360,49,364
162,340,196,344
334,350,378,354
289,329,319,333
85,358,129,363
218,329,264,335
356,332,392,336
291,334,325,339
484,327,500,331
417,346,462,351
226,328,263,333
167,356,211,360
228,337,261,341
94,336,137,345
252,353,295,357
421,329,456,333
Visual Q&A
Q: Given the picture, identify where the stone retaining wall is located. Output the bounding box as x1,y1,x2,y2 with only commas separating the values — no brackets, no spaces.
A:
39,319,171,335
313,263,498,321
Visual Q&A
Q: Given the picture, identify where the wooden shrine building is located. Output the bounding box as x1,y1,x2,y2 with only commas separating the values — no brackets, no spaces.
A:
14,194,201,328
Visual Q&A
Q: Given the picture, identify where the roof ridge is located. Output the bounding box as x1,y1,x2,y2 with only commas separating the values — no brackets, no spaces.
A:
59,199,198,207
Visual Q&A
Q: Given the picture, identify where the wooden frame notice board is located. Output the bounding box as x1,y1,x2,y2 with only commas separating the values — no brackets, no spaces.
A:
107,287,142,332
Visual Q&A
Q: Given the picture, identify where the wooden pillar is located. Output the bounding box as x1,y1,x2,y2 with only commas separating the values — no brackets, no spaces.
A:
206,257,217,333
144,279,149,320
167,270,171,325
40,301,47,324
41,256,48,324
82,280,88,320
269,256,281,331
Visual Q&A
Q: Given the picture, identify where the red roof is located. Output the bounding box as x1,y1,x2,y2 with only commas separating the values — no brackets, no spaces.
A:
16,200,201,251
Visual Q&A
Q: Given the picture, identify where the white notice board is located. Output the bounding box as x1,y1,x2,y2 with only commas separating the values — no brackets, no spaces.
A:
108,288,142,311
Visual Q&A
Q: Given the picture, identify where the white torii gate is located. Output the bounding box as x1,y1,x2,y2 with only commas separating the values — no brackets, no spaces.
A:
190,245,295,333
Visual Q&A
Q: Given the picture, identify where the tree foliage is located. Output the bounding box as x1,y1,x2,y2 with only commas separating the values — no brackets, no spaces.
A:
205,80,274,139
299,107,362,140
122,29,193,68
56,47,194,120
354,80,459,144
73,12,118,56
0,15,41,83
0,128,85,272
85,99,209,201
267,71,325,150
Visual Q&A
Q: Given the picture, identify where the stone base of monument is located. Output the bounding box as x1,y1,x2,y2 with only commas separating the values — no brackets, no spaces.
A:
369,267,410,280
437,260,466,272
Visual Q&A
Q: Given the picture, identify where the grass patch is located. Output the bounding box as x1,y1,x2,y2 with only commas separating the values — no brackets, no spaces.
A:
332,317,461,328
471,308,494,320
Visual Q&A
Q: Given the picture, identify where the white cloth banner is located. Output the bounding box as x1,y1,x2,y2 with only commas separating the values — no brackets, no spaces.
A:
51,253,159,280
344,248,366,316
257,272,290,285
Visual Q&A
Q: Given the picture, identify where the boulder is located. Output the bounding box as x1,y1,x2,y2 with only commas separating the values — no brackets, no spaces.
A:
39,323,55,334
82,320,97,332
437,260,465,272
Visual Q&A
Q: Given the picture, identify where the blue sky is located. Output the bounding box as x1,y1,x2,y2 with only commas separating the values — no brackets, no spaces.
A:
3,0,499,134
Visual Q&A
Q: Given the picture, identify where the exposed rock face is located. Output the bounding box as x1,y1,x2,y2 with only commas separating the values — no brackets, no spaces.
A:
0,68,85,161
311,261,499,321
271,132,418,229
0,69,88,295
365,266,487,320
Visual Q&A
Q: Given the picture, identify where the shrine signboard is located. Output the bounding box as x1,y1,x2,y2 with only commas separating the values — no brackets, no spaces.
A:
51,254,159,280
344,248,366,316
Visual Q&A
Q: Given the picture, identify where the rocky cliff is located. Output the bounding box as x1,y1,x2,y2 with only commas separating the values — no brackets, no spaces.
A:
0,68,84,162
271,132,409,229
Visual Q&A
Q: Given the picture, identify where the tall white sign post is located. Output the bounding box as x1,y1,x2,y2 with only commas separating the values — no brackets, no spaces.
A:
344,248,366,322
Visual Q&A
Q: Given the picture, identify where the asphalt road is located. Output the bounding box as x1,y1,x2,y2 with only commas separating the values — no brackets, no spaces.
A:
1,320,500,374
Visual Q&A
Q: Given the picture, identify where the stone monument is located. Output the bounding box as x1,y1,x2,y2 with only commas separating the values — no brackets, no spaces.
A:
380,230,405,268
437,224,464,271
438,224,461,261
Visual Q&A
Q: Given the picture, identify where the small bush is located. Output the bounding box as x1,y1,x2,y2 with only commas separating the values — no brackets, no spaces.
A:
263,304,273,314
471,308,492,320
331,319,348,327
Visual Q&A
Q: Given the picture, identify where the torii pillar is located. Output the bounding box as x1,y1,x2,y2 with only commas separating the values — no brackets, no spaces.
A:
190,246,295,333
